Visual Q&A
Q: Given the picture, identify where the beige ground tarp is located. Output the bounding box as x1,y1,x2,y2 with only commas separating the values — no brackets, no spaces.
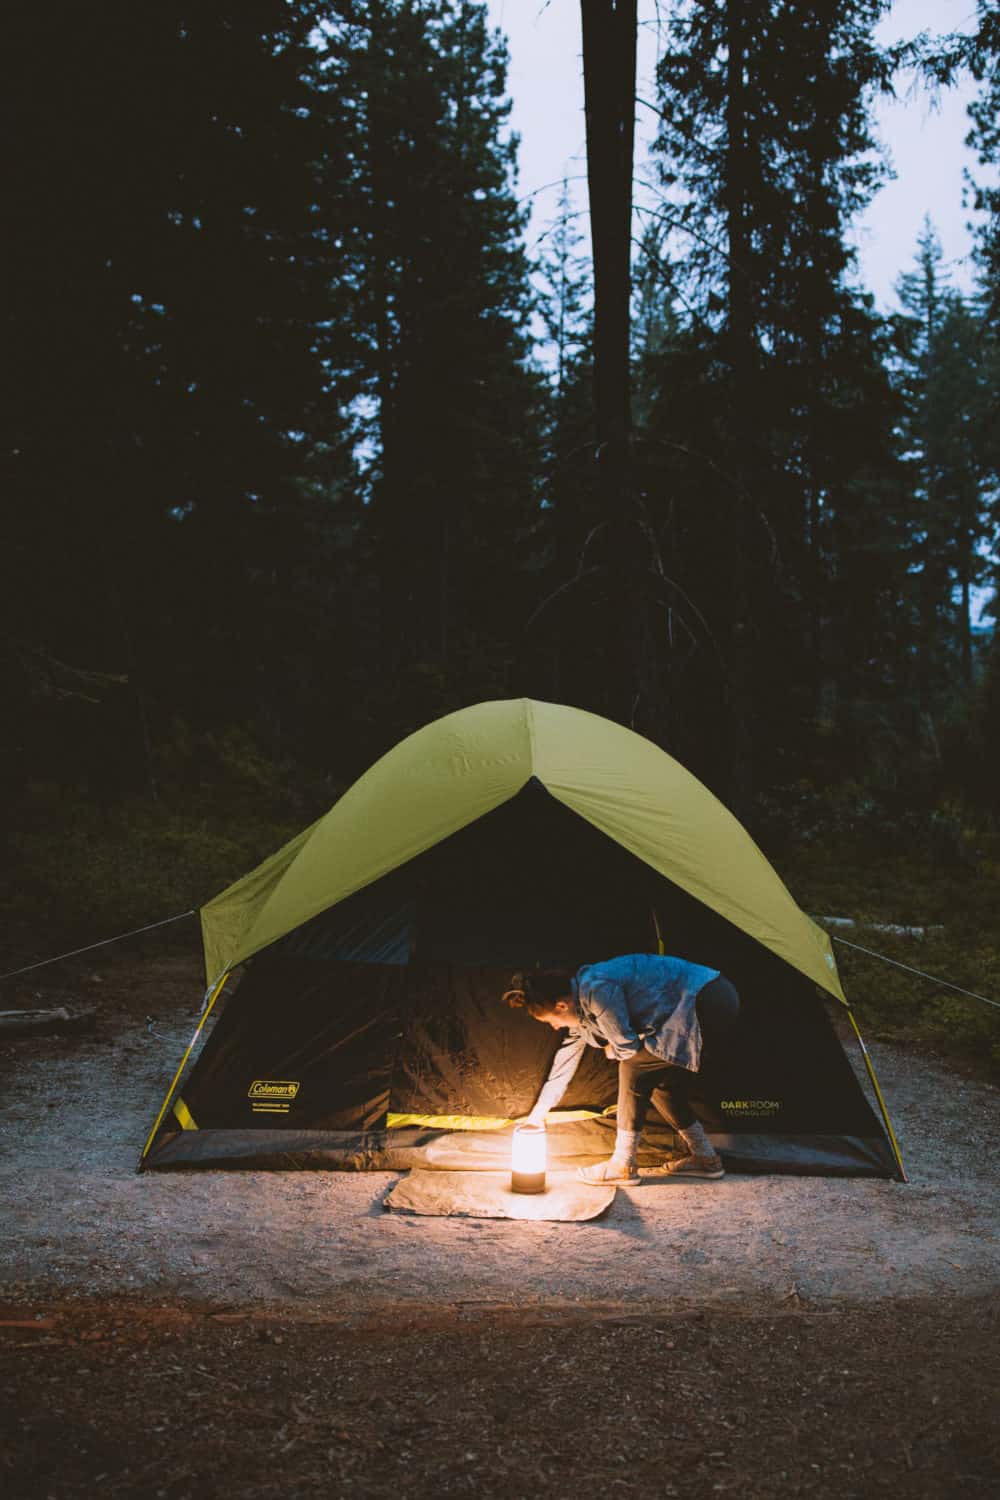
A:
385,1169,617,1221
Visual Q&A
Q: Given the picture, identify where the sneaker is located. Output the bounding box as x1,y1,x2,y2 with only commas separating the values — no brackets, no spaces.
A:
663,1153,724,1180
578,1159,641,1186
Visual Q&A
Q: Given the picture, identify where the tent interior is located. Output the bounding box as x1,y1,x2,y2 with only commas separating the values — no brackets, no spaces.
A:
142,779,900,1178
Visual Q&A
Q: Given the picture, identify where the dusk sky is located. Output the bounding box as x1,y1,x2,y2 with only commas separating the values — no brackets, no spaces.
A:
489,0,987,308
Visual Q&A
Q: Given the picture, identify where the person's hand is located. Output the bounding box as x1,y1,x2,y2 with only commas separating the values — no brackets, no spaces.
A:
604,1044,617,1059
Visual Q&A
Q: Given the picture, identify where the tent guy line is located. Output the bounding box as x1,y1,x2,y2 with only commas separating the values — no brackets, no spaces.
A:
2,906,999,1015
0,911,197,982
830,935,1000,1011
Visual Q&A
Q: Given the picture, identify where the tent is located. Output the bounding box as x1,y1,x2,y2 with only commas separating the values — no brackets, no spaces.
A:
140,698,904,1179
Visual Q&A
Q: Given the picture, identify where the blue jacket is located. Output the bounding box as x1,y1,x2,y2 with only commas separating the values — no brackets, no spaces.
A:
531,953,720,1117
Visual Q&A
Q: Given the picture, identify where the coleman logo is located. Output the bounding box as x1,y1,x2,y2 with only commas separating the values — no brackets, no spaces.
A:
248,1080,300,1100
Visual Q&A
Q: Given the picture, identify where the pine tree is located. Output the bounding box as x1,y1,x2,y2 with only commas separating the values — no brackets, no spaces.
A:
644,0,905,794
922,4,1000,772
2,2,343,782
529,180,598,705
963,4,1000,329
319,0,540,721
963,3,1000,664
538,179,591,401
894,222,991,707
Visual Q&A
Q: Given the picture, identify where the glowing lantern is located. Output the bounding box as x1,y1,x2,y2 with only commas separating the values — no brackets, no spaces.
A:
510,1123,547,1195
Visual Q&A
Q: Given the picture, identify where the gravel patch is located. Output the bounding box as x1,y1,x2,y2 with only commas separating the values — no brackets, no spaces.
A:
2,950,997,1315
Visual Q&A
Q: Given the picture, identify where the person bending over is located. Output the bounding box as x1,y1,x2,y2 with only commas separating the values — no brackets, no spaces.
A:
503,954,740,1185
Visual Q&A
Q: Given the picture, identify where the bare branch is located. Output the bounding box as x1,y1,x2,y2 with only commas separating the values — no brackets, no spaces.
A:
524,565,603,629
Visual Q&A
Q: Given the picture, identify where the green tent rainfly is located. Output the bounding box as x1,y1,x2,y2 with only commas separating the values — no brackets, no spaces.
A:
200,699,844,998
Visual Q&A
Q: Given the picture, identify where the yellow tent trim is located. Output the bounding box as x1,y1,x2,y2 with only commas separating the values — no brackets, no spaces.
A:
139,974,227,1164
386,1109,611,1130
173,1097,198,1131
387,1113,511,1131
846,1009,907,1180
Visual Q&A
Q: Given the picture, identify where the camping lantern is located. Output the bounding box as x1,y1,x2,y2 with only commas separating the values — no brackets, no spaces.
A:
510,1123,547,1194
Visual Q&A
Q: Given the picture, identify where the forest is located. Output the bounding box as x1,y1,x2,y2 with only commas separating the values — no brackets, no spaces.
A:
2,1,999,1071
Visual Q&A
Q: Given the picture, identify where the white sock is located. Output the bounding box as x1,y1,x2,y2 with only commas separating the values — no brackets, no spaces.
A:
678,1121,715,1158
611,1129,640,1166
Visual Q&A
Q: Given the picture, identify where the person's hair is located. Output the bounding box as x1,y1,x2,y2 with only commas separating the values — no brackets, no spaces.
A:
502,970,574,1018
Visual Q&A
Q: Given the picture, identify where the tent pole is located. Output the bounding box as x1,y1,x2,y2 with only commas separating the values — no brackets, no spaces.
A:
846,1008,907,1181
135,972,229,1172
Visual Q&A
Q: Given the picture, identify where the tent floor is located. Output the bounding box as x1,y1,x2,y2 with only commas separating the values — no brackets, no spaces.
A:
145,1115,896,1176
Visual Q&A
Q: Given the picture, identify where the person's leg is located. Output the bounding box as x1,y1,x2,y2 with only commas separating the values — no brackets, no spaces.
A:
648,976,741,1130
648,1069,721,1171
649,1067,697,1131
579,1051,667,1185
661,977,740,1179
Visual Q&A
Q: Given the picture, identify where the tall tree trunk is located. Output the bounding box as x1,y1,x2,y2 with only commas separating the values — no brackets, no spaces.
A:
436,1,474,667
959,555,973,690
366,0,400,673
723,0,755,812
581,0,660,734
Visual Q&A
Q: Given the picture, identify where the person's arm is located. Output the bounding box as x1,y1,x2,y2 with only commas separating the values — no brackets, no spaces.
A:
584,979,643,1061
524,1029,588,1124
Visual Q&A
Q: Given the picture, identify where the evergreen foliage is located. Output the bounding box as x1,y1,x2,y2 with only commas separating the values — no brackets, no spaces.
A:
958,4,1000,805
3,1,338,789
637,0,911,797
312,1,543,759
1,0,998,892
893,223,991,703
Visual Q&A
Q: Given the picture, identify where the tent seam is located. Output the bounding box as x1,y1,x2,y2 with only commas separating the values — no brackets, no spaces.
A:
524,697,538,774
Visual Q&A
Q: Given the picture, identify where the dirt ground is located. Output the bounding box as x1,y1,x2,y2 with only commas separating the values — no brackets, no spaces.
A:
2,939,998,1497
